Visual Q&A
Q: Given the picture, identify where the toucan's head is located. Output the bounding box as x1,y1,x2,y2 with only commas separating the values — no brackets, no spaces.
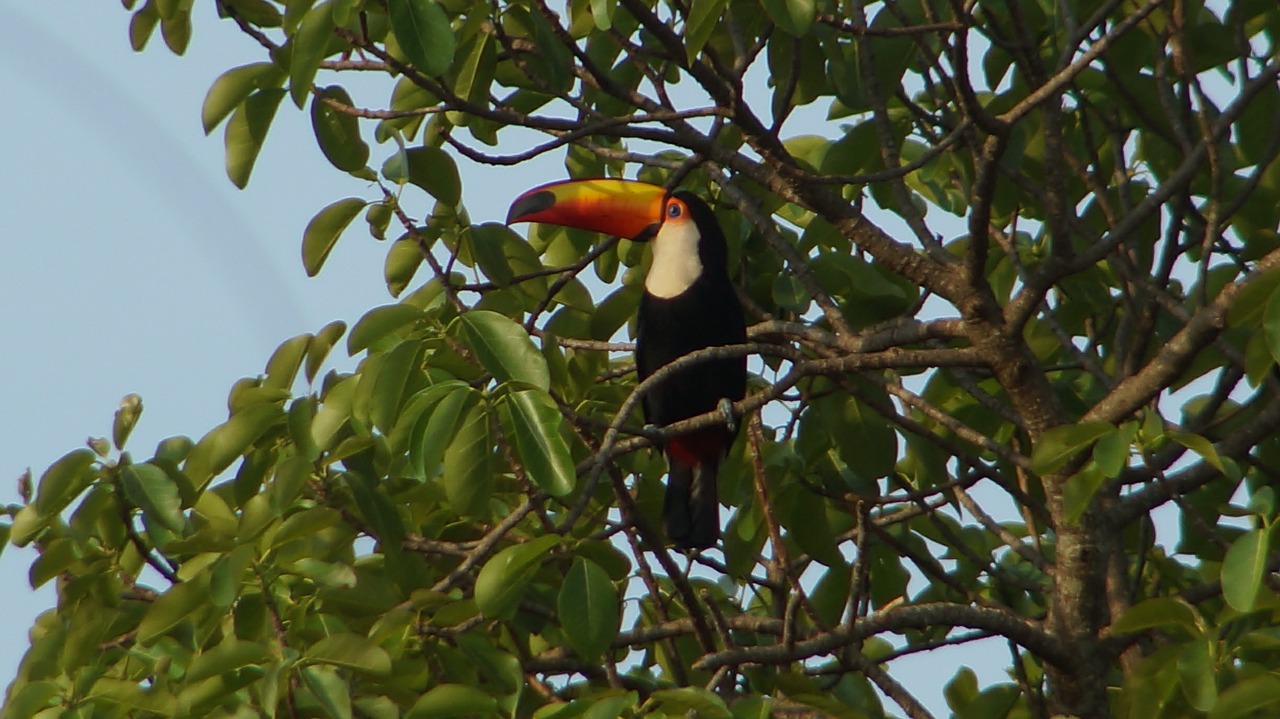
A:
506,178,728,298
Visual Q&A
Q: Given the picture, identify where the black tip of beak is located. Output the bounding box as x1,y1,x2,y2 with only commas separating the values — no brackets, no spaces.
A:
506,189,556,224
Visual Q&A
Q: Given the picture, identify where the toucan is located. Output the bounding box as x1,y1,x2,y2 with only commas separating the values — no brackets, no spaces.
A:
506,179,747,549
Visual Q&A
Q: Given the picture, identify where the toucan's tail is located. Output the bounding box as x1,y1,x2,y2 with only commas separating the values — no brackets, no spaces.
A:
662,458,720,549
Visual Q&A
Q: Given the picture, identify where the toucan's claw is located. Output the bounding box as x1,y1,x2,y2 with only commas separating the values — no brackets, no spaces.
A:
719,398,736,434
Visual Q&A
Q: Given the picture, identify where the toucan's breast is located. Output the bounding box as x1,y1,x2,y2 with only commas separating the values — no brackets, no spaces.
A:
636,276,747,430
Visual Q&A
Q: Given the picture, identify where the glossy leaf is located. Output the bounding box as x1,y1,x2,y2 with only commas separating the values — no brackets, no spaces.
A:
499,388,575,497
137,577,209,644
265,333,312,391
455,310,550,389
1208,675,1280,719
225,87,286,188
301,665,352,719
303,197,366,277
557,557,620,659
1112,597,1200,637
387,0,456,76
406,381,476,477
651,688,732,719
183,403,284,488
202,62,285,134
186,640,272,682
347,303,424,355
442,400,493,516
474,535,559,618
403,146,462,206
1178,637,1217,711
311,85,370,172
406,684,499,719
1222,526,1272,612
32,449,96,519
289,2,335,109
120,462,185,532
685,0,727,62
758,0,815,37
306,633,393,675
306,320,348,382
1031,422,1114,476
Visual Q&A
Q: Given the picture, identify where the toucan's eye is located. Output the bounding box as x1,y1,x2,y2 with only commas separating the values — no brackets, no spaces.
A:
667,202,683,219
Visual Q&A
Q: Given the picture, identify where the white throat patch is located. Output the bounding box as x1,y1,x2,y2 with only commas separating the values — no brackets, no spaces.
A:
644,219,703,298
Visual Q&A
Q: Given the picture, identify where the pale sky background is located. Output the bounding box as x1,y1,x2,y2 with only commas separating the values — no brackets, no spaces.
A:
0,3,1012,713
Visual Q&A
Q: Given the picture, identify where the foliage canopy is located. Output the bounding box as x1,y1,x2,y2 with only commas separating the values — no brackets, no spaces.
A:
8,0,1280,717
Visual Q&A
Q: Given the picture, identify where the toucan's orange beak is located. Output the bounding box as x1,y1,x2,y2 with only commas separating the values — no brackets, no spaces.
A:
506,178,667,241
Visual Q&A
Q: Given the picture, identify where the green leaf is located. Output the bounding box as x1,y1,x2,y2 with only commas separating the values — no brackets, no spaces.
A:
758,0,815,37
1111,597,1200,637
469,223,519,286
455,310,550,390
129,2,160,51
348,304,425,355
183,403,284,488
557,558,620,659
30,538,77,589
112,392,144,451
289,2,335,109
499,388,575,497
1178,637,1218,711
651,687,733,719
311,86,370,172
2,680,61,719
225,87,286,188
406,382,476,477
33,448,96,518
186,640,272,682
307,320,348,382
366,202,393,240
137,577,209,644
404,146,462,206
442,401,493,516
303,197,366,277
1030,422,1114,476
385,238,425,297
306,633,393,675
10,506,43,548
288,557,357,589
1222,526,1272,612
474,535,559,618
1063,466,1106,525
452,29,496,106
370,339,424,434
685,0,726,62
1228,268,1280,328
202,62,285,135
387,0,456,76
121,463,185,532
1208,674,1280,719
160,10,191,55
589,0,615,30
772,273,809,312
265,333,312,392
347,470,406,550
1169,431,1235,478
406,684,499,719
301,665,352,719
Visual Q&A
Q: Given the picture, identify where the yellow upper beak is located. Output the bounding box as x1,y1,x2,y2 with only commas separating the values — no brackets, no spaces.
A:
506,178,667,241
